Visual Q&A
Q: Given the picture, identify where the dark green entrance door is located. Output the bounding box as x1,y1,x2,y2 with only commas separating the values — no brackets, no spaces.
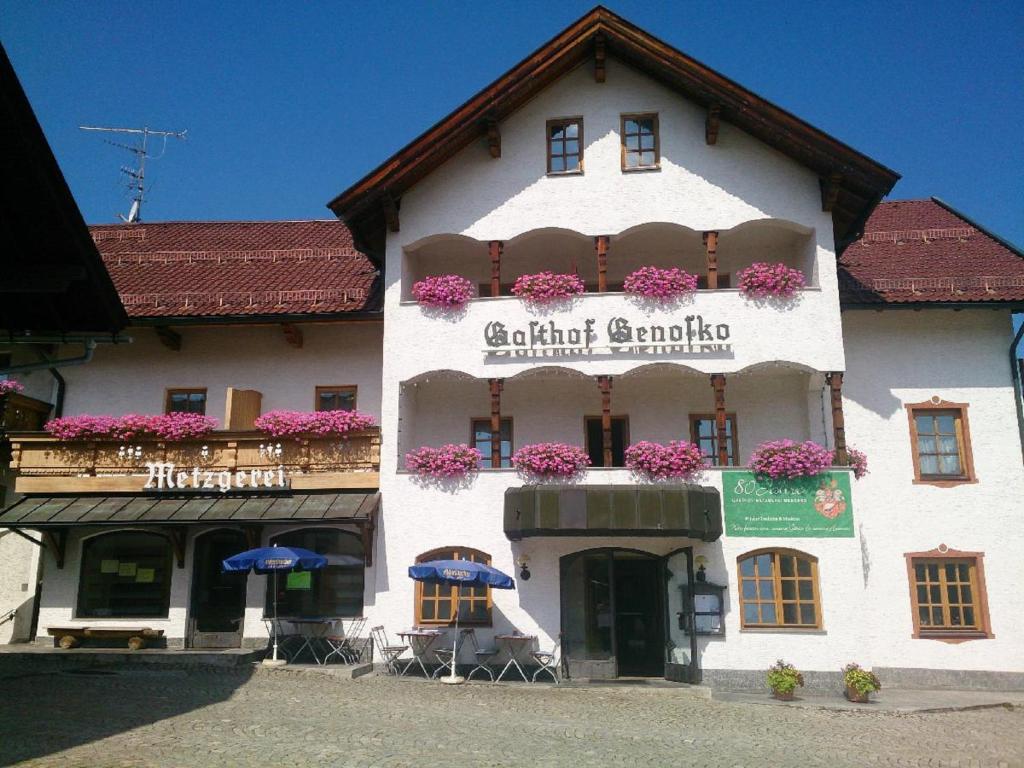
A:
613,558,664,676
187,530,248,649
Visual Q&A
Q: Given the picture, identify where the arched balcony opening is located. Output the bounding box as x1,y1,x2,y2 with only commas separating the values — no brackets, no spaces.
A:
402,235,487,301
501,229,596,296
606,224,704,290
716,220,817,289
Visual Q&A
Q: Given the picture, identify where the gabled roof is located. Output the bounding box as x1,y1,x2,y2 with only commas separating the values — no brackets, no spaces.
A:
90,220,380,321
839,198,1024,306
328,6,899,257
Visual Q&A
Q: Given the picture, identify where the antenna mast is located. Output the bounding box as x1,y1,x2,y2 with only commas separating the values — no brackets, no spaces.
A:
79,125,187,223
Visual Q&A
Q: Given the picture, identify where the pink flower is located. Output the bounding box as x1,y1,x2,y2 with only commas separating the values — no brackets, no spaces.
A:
624,440,708,480
44,413,217,441
512,442,590,478
622,267,698,300
846,446,868,480
411,275,475,309
749,439,833,479
736,262,805,299
253,409,375,439
511,272,585,303
0,380,25,396
405,443,482,478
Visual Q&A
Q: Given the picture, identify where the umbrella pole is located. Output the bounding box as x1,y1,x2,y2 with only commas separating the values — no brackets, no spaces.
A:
442,583,464,685
273,569,279,662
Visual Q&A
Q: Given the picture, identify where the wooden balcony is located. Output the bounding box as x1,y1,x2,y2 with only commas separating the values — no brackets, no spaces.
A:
1,393,53,434
8,429,380,494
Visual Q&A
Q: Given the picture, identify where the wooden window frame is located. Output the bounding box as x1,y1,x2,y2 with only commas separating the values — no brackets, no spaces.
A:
689,413,740,466
620,113,660,171
906,399,977,486
164,387,207,415
736,548,822,630
469,416,514,469
315,385,358,412
583,414,630,468
546,117,584,175
415,547,493,627
904,546,992,642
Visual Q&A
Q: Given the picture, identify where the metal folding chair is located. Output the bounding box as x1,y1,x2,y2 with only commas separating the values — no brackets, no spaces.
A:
324,617,368,664
462,628,500,682
531,637,561,683
370,625,407,676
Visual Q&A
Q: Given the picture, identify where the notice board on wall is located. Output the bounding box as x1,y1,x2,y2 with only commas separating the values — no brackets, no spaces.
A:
722,470,854,537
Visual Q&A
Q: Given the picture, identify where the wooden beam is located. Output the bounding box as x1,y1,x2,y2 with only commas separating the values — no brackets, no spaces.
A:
154,326,181,352
595,235,610,293
41,529,66,569
705,103,721,145
821,172,843,212
489,241,503,298
485,118,501,158
281,323,303,348
710,374,728,466
594,33,606,83
598,375,613,468
382,194,399,232
703,231,719,290
489,378,503,468
165,527,186,568
827,372,848,465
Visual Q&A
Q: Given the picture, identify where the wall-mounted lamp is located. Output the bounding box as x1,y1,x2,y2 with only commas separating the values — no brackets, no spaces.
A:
517,554,531,581
694,554,708,583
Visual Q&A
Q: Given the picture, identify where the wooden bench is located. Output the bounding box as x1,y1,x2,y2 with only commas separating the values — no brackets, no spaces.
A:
47,627,164,650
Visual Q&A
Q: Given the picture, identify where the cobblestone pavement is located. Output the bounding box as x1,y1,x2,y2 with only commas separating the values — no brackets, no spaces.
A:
1,667,1022,768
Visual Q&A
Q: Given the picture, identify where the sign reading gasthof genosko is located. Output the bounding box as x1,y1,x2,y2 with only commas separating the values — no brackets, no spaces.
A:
723,470,854,537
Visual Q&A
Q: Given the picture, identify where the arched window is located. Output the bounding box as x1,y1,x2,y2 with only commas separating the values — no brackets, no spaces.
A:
267,528,364,618
415,547,492,626
77,531,173,618
737,549,821,629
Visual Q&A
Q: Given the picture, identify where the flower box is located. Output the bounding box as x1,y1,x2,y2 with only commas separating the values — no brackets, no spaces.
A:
736,262,805,299
624,440,707,480
45,413,218,441
0,380,25,396
512,442,590,478
749,439,833,479
253,410,376,439
405,443,482,478
622,266,698,300
511,272,585,302
411,274,475,309
847,446,868,480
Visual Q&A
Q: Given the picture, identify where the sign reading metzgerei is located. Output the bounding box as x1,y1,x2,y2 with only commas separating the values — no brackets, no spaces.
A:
722,470,854,538
144,462,288,493
483,315,731,358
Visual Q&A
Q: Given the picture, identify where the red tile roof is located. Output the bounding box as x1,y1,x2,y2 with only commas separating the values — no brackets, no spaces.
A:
88,220,380,319
840,199,1024,305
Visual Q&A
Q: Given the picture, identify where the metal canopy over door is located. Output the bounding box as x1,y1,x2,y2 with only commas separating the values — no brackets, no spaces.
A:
187,529,248,648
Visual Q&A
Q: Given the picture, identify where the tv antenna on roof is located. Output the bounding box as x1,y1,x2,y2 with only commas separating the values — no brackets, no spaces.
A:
79,124,187,223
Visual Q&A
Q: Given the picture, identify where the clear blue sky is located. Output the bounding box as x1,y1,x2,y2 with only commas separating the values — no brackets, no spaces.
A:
2,1,1022,247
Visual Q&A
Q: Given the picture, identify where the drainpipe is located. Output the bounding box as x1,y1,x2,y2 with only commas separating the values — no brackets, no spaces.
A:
1011,322,1024,464
35,350,66,418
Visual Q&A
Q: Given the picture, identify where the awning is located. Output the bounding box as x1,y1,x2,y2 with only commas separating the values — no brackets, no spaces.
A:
504,485,722,542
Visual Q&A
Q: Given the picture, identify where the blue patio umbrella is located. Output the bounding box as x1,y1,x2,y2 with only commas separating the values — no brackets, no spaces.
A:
223,545,327,663
408,559,515,684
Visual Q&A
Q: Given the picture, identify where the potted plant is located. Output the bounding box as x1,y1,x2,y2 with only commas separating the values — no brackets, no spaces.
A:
736,262,805,299
512,442,590,479
624,440,707,480
749,439,833,479
45,413,218,441
405,443,482,479
411,274,475,309
622,266,698,301
510,271,585,303
765,659,804,700
253,409,375,440
0,379,24,397
846,446,869,480
842,663,881,703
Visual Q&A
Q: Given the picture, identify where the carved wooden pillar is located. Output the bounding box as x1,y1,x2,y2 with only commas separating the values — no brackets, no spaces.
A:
595,235,610,293
598,375,613,467
703,231,719,289
710,374,728,466
489,378,503,468
489,241,503,298
826,372,848,465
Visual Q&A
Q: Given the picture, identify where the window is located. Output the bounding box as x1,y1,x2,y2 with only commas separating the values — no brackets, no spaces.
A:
906,400,976,485
316,386,357,412
267,528,364,618
416,547,492,626
585,415,629,467
165,388,207,415
77,531,173,618
905,547,992,641
621,113,659,170
690,414,739,466
470,417,513,469
547,118,583,174
737,549,821,629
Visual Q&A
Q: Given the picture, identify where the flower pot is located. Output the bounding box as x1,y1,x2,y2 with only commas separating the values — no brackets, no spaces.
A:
845,685,870,703
771,689,795,701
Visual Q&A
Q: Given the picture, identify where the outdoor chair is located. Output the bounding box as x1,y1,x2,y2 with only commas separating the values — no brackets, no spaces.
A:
531,637,561,683
370,625,408,676
430,628,464,679
462,628,500,682
324,616,368,664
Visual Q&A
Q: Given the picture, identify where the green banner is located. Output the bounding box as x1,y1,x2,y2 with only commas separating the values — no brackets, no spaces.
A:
722,470,854,537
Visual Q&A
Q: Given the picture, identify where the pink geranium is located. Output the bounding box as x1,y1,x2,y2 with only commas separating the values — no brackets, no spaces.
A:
624,440,708,480
846,446,868,480
622,267,698,300
253,409,375,439
0,380,25,396
150,413,218,440
736,262,805,299
749,439,833,479
405,443,482,478
512,442,590,478
44,413,217,441
411,274,475,309
511,272,585,303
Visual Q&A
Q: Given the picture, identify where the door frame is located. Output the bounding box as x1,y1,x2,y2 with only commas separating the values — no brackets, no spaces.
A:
186,528,248,649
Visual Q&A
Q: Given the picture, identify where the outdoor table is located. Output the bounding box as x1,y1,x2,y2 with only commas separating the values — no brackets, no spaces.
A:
282,617,340,665
397,628,444,677
495,633,537,682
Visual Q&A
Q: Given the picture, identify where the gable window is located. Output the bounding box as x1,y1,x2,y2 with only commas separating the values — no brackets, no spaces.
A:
316,386,357,412
165,388,207,415
547,118,583,174
470,417,512,469
267,528,364,618
621,113,659,170
905,547,992,641
690,413,739,466
77,531,173,618
906,400,976,485
585,415,629,467
415,547,492,626
737,549,821,629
